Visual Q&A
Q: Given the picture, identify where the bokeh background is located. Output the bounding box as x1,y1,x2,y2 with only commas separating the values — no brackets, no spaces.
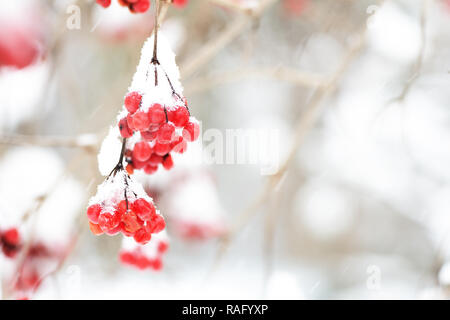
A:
1,0,450,299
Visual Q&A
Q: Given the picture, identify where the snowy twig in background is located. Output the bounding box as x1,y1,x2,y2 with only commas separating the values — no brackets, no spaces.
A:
387,0,429,103
184,66,327,95
212,27,368,271
179,0,279,79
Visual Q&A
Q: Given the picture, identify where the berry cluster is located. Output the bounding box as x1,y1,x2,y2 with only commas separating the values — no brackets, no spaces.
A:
0,227,21,258
87,170,165,244
119,231,169,271
119,91,200,176
96,0,151,13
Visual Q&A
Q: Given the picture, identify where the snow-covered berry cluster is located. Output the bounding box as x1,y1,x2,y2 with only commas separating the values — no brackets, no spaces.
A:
113,31,200,177
87,170,165,244
119,92,199,176
119,231,168,270
96,0,151,13
0,227,21,258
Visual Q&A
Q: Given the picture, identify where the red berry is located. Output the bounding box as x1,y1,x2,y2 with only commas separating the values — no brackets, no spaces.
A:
162,154,174,170
89,222,103,235
130,111,150,131
132,158,147,170
144,164,158,174
96,0,111,8
148,154,163,166
151,258,163,271
98,212,121,232
126,163,134,175
124,91,142,114
173,0,188,8
132,198,156,221
148,103,166,125
130,0,150,13
119,251,135,265
182,121,200,142
105,223,122,235
168,107,189,127
132,141,152,162
158,241,169,253
121,212,142,233
157,123,175,144
148,215,165,233
171,136,188,153
87,204,102,224
154,142,171,156
141,130,157,142
116,200,128,215
119,117,133,138
2,228,20,245
133,227,152,244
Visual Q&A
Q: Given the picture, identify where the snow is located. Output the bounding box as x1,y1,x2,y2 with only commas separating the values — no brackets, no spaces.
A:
127,32,184,111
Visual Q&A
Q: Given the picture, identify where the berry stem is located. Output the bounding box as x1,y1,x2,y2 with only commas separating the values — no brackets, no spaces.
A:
107,138,127,179
151,0,161,86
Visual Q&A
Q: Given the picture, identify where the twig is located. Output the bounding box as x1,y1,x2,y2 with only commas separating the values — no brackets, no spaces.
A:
184,67,326,95
387,0,428,103
180,0,279,79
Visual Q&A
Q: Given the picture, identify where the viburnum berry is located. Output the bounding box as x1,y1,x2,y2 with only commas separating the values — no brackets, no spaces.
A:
140,130,157,142
157,122,175,144
148,103,166,126
168,107,190,127
126,163,134,175
129,110,150,131
148,154,163,166
129,0,150,13
87,204,102,224
119,231,169,271
182,120,200,142
153,142,171,156
121,211,142,234
89,222,104,235
132,141,152,162
144,164,158,174
118,117,133,138
171,136,188,153
124,91,142,114
148,215,165,233
132,198,156,221
96,0,112,8
162,154,173,170
98,212,121,232
133,227,152,244
1,228,21,258
173,0,189,8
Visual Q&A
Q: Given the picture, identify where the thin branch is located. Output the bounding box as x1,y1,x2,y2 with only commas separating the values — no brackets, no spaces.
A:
180,0,279,79
388,0,428,103
184,67,327,95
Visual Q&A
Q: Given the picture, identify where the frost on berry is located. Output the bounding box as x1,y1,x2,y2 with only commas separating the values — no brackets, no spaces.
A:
119,231,169,271
86,169,165,244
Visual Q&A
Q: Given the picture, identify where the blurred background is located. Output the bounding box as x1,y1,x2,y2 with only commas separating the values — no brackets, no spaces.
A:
1,0,450,299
